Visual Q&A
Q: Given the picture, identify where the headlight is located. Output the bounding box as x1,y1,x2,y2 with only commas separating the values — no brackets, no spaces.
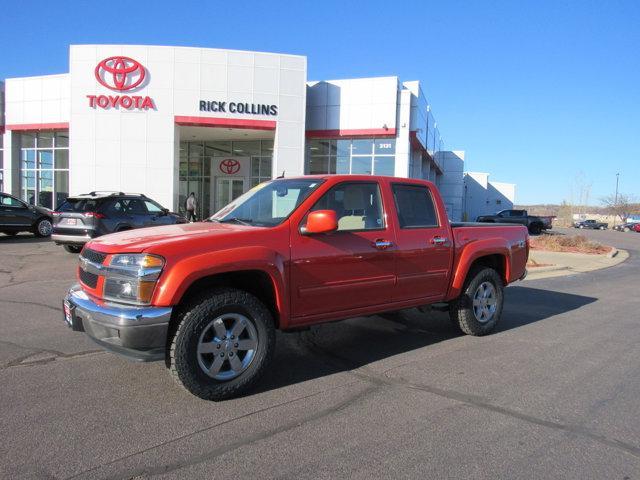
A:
102,254,165,305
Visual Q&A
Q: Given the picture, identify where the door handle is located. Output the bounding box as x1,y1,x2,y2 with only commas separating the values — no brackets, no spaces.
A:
373,239,393,250
431,236,448,245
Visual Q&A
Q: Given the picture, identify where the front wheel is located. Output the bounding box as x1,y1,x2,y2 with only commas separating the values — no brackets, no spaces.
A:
450,267,504,336
169,288,276,400
34,218,52,237
600,226,606,230
63,245,83,254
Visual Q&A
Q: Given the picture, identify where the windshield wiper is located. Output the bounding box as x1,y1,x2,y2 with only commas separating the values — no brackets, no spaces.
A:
219,217,253,226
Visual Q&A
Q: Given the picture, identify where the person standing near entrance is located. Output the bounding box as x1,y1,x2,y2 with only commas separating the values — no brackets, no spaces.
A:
186,192,197,222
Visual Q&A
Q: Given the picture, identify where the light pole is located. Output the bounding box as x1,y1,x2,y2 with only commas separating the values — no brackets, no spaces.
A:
613,173,619,227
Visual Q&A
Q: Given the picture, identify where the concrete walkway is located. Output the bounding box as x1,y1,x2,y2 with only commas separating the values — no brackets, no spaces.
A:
525,248,629,280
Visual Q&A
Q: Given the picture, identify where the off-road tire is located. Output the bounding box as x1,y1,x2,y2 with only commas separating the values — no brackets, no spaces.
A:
169,288,275,401
449,267,504,336
63,245,82,254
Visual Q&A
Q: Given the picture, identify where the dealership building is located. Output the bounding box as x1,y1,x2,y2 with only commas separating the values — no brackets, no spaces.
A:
0,44,468,220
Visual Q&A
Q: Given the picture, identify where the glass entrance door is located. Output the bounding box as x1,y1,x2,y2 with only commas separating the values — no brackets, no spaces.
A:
215,177,245,213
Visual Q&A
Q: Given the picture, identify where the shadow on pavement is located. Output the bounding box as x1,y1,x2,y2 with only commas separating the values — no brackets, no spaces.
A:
0,233,51,244
253,286,597,395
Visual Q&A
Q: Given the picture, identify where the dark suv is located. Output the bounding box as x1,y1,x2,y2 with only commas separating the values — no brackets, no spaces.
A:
51,192,187,253
0,193,53,238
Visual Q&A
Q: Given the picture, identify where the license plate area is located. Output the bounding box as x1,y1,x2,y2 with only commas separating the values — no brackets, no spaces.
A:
64,218,77,225
63,300,84,332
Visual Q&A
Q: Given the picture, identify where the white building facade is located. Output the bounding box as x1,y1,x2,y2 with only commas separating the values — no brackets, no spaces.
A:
0,44,465,220
463,172,516,221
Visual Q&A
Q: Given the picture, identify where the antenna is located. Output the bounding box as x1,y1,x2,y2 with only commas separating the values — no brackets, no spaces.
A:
277,170,285,179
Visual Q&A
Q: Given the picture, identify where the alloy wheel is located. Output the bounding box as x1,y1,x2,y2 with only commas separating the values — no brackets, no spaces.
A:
472,281,497,323
38,219,53,236
196,313,258,381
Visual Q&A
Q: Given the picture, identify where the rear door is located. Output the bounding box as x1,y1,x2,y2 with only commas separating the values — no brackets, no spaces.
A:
125,199,149,228
391,183,453,301
290,181,397,319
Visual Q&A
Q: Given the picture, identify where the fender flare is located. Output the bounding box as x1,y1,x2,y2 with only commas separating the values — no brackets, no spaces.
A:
153,246,289,326
446,238,512,300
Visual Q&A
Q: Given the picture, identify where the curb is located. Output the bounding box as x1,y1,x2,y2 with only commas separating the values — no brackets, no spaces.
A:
527,265,569,273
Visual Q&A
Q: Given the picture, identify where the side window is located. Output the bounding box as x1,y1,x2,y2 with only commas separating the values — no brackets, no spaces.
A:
102,200,126,216
126,199,147,215
392,184,438,228
1,195,26,208
144,201,163,213
310,182,384,231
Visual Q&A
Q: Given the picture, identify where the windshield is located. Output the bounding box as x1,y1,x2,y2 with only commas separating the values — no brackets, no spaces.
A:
209,178,323,227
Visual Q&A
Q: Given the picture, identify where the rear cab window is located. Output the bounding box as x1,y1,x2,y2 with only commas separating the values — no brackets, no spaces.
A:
392,184,438,228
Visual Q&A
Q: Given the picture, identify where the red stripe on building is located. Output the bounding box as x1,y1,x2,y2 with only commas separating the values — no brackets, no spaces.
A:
305,128,397,138
174,116,276,131
5,122,69,131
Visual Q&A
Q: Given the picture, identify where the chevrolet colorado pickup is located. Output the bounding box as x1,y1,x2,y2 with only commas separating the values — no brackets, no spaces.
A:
62,175,529,400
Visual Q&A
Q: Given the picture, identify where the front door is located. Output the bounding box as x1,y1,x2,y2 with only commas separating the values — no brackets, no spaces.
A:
0,194,33,228
290,181,396,320
216,177,245,213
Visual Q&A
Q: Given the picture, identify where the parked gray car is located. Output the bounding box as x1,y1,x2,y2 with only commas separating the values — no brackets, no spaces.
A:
52,192,187,253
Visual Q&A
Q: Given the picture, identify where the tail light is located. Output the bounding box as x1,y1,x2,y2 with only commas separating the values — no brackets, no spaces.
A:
52,211,61,216
84,212,106,219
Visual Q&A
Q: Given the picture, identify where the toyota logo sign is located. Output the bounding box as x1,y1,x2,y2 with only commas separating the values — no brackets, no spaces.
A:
219,159,241,174
95,56,146,91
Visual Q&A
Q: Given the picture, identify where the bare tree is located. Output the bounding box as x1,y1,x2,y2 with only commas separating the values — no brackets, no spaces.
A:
600,193,637,222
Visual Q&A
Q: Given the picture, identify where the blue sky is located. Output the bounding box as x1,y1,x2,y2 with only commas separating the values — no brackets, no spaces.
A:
2,0,639,205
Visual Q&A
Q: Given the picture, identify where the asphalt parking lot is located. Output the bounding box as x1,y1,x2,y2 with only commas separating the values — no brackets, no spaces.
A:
1,227,639,479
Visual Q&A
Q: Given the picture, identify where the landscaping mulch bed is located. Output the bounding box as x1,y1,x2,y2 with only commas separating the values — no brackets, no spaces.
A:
530,234,611,255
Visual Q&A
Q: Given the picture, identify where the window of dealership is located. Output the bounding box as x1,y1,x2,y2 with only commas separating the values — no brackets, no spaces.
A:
305,138,396,176
178,139,274,218
16,131,69,209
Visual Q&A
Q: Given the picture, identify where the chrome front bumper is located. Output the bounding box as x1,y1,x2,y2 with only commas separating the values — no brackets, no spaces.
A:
63,284,172,362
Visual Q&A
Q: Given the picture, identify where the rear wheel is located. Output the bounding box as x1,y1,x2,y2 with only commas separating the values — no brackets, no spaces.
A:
34,218,52,237
169,288,276,400
529,223,542,235
63,245,82,254
450,267,504,336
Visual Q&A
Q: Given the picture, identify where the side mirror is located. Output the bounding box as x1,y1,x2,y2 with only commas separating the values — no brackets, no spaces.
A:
161,208,169,216
303,210,338,235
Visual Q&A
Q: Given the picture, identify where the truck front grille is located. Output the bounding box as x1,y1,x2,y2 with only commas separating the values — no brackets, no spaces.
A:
79,268,99,288
81,248,107,265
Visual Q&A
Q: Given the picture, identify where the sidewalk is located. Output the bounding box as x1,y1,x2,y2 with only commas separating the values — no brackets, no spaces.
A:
525,248,629,281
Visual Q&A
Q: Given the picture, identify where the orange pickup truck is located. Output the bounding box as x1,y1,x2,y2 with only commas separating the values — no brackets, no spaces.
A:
62,175,528,400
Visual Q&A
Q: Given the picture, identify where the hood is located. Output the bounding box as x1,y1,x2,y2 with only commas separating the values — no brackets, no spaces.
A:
86,221,257,253
34,205,52,216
